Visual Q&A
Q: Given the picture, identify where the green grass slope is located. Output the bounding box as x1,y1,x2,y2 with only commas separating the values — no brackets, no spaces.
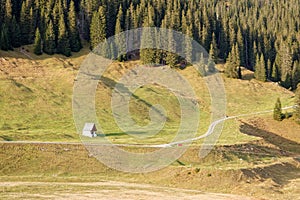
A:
0,46,297,145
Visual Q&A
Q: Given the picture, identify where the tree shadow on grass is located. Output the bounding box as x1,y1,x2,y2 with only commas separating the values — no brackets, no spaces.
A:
241,162,300,186
239,122,300,154
99,75,167,119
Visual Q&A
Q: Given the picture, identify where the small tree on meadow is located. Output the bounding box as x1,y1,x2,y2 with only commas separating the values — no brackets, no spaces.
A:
273,98,283,121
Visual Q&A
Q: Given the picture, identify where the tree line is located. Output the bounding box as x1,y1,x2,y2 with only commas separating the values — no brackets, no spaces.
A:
0,0,300,89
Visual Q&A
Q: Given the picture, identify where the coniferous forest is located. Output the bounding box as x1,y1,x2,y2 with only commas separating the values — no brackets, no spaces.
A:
0,0,300,89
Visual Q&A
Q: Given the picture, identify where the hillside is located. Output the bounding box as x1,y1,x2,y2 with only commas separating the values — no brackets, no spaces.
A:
1,47,300,200
0,46,297,143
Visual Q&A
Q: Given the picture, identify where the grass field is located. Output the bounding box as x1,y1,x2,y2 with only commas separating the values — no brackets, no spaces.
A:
0,46,296,144
0,46,299,199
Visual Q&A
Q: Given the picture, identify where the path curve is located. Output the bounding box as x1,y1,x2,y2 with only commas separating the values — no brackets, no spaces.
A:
0,105,296,148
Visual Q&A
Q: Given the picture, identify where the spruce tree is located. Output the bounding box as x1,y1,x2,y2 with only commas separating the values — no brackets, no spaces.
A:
68,0,82,52
273,98,283,121
11,17,21,48
43,20,56,55
33,28,42,55
57,15,71,57
237,27,245,67
184,24,193,64
280,43,293,89
0,24,10,50
28,7,35,43
209,32,218,62
198,53,206,76
292,61,300,90
4,0,12,24
20,1,30,44
254,54,267,82
295,84,300,123
225,44,241,79
90,6,106,50
115,5,126,61
271,62,280,82
165,30,178,67
267,59,272,79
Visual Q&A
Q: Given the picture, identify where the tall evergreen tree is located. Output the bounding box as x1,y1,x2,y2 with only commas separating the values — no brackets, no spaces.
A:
165,30,178,67
295,84,300,123
237,27,245,66
90,6,106,50
20,1,30,44
0,24,11,50
115,5,126,61
280,43,293,89
254,54,267,82
140,5,156,64
209,32,218,62
184,24,193,63
68,0,82,52
4,0,12,24
43,20,56,55
225,44,241,79
11,17,21,48
292,61,300,90
34,28,42,55
271,62,280,82
57,15,71,57
273,98,283,121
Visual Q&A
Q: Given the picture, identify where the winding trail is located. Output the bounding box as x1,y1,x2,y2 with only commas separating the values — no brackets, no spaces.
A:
0,105,296,148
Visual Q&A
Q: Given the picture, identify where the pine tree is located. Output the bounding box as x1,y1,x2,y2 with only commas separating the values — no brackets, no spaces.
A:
28,7,35,43
20,1,30,44
0,24,11,50
209,32,218,62
225,44,241,79
280,43,293,89
267,59,272,79
68,0,82,52
43,20,56,55
11,17,21,48
90,6,106,50
273,98,283,121
140,5,156,65
237,27,245,66
125,6,133,31
115,5,126,61
33,28,42,55
295,84,300,123
198,53,206,76
254,54,267,82
4,0,12,24
115,5,124,34
271,62,280,82
184,24,193,63
57,15,71,57
292,61,300,90
165,30,178,67
218,22,229,60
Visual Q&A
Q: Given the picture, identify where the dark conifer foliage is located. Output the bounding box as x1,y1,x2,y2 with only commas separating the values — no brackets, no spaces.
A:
225,44,241,79
0,0,298,86
295,85,300,123
254,54,267,82
33,28,42,55
43,20,56,55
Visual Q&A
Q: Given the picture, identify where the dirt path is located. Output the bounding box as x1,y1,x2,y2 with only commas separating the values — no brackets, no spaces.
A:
1,181,257,200
0,105,296,148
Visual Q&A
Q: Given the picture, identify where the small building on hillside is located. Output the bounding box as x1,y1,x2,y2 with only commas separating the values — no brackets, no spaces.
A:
82,123,97,138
